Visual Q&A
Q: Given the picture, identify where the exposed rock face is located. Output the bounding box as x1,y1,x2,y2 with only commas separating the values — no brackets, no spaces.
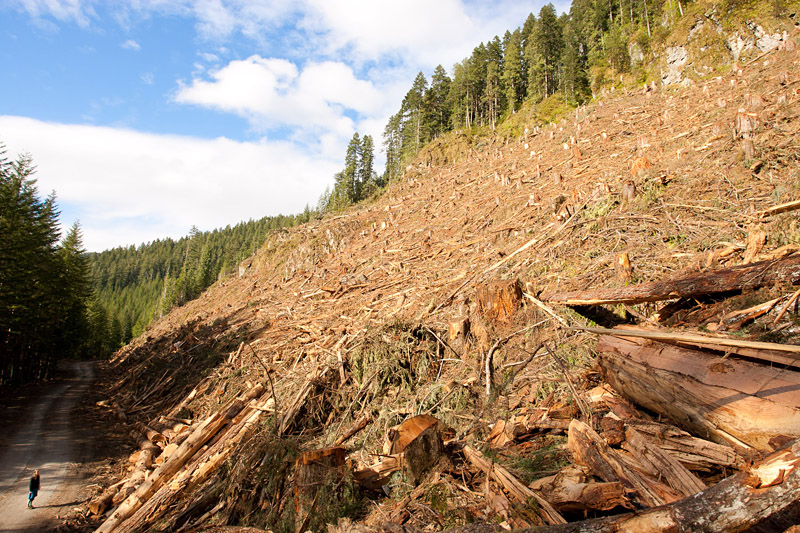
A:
663,20,792,87
727,23,789,61
662,46,688,86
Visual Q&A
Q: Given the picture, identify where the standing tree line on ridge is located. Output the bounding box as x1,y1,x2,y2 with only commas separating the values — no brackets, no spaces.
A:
382,0,683,178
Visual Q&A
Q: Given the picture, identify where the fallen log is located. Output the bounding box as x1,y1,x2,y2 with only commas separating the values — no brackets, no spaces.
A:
621,419,742,472
88,480,126,516
333,414,372,446
597,335,800,453
534,439,800,532
134,421,167,447
582,325,800,365
542,255,800,305
463,444,566,525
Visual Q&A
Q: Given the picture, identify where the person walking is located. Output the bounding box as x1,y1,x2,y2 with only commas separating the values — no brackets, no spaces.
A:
27,470,40,509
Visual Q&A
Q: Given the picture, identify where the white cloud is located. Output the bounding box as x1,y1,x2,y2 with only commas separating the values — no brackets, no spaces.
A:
121,38,141,50
15,0,96,27
141,72,154,84
0,116,339,251
174,55,391,139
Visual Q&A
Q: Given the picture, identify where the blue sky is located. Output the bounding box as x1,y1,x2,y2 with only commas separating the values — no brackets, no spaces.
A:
0,0,561,252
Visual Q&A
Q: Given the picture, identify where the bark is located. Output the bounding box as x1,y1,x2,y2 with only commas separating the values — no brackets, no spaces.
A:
597,335,800,453
294,447,347,533
542,255,800,305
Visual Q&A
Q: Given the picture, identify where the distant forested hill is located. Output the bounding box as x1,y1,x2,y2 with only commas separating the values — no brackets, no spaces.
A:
87,212,311,354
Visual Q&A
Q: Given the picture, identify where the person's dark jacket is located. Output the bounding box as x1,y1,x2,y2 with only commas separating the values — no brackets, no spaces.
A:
29,475,40,492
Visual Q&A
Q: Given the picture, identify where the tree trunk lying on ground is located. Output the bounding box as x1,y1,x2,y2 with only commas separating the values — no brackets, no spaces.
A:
596,335,800,454
531,439,800,532
95,385,265,533
112,392,272,533
541,254,800,305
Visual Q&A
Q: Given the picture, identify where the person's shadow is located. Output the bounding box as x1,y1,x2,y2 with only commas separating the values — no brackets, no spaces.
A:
35,499,85,509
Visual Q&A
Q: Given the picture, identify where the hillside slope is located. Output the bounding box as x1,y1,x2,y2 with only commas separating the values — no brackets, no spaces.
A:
85,31,800,532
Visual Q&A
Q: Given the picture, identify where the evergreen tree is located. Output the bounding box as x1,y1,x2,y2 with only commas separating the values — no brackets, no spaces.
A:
526,4,564,100
502,29,524,114
400,72,427,160
422,65,452,140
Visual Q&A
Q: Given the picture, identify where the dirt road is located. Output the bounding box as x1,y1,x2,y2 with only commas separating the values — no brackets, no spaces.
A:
0,361,95,532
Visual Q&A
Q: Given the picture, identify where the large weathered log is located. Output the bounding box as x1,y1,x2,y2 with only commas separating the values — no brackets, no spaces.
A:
597,335,800,453
583,325,800,363
622,420,742,472
463,444,566,526
567,420,679,508
542,255,800,305
533,440,800,532
96,399,246,533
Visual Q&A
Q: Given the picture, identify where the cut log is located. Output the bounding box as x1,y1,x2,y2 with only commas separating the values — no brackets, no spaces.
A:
542,254,800,305
95,398,246,533
294,447,347,533
597,335,800,453
114,446,156,504
88,480,126,516
462,444,566,525
111,392,271,533
533,439,800,532
567,419,677,508
134,421,167,447
529,466,633,513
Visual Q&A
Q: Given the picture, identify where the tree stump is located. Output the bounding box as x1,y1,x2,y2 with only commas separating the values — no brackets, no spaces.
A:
388,415,443,485
475,279,522,323
294,446,347,532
